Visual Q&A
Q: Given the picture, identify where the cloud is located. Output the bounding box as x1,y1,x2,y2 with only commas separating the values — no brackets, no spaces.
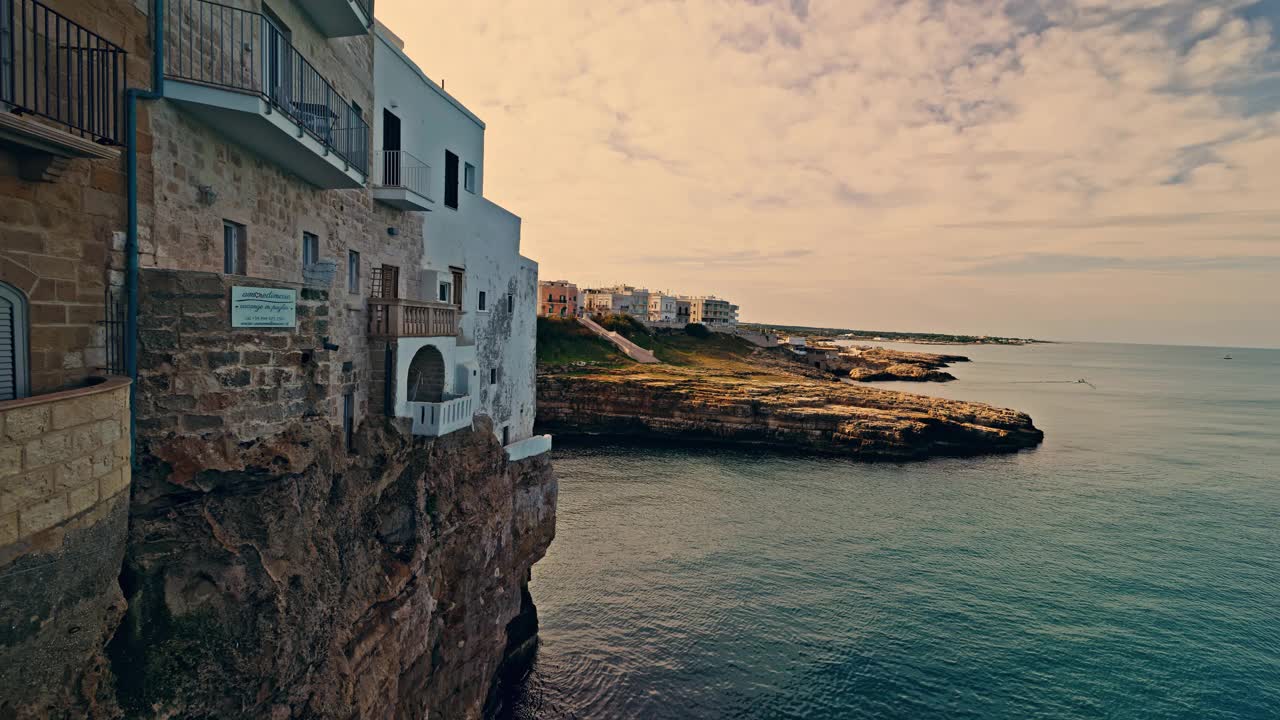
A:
952,252,1280,275
378,0,1280,347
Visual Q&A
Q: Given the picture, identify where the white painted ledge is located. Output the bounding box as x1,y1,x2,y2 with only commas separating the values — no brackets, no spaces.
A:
505,434,552,462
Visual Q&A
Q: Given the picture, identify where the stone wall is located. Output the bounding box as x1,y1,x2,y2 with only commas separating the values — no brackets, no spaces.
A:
0,377,131,552
0,376,133,719
135,269,338,446
0,0,152,394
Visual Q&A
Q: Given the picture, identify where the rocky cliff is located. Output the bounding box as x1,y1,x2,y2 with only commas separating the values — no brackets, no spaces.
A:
538,367,1041,459
842,347,970,383
107,416,556,719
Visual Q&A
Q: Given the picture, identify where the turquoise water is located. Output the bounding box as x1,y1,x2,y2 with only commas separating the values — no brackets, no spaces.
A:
507,342,1280,719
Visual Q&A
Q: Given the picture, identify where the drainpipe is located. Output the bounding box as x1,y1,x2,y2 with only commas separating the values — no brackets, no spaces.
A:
124,0,165,462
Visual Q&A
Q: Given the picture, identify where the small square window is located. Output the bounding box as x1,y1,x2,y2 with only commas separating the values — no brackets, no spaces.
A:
464,162,476,193
302,232,319,267
478,290,487,311
223,221,247,275
439,281,452,303
348,250,360,294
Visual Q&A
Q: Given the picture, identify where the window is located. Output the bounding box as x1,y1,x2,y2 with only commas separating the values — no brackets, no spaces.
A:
501,426,509,446
490,368,497,385
342,391,355,452
478,290,487,311
464,162,476,193
223,221,247,275
439,281,452,303
507,294,514,313
348,250,360,294
444,150,460,209
302,232,319,267
0,281,30,402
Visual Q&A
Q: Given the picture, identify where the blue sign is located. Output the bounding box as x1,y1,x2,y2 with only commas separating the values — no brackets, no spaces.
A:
231,286,297,328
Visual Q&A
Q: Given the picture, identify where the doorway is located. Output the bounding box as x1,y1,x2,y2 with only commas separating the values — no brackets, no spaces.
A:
382,109,401,187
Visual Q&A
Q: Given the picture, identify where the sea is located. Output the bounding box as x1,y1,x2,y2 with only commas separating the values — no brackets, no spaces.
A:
501,341,1280,719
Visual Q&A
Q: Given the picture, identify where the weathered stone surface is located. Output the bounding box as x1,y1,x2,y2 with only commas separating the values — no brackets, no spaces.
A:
0,492,129,720
537,365,1042,459
110,416,557,719
842,347,969,383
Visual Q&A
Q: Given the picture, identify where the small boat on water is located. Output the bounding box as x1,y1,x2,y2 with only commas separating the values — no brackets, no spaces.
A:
1223,354,1233,360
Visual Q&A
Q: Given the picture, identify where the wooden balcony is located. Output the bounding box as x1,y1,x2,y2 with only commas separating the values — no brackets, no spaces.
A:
368,297,458,339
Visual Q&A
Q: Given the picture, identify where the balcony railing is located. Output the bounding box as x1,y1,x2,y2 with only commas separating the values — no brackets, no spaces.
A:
409,394,473,437
0,0,126,144
164,0,369,174
368,297,458,339
374,149,433,199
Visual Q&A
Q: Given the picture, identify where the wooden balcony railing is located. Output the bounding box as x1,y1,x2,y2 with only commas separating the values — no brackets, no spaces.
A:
368,297,458,338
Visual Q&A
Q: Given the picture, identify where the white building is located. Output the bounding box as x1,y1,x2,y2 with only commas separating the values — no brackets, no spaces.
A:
648,293,679,323
373,23,540,447
583,285,650,320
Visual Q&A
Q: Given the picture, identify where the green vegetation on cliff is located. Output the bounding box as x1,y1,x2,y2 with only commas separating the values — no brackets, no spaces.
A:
536,316,758,368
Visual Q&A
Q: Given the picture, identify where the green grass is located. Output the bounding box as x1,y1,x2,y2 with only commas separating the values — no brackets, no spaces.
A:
537,315,760,369
649,330,757,366
536,317,629,366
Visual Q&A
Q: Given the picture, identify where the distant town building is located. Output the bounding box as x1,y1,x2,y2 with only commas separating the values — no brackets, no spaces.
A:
583,285,650,320
648,293,679,323
684,296,739,329
539,280,580,318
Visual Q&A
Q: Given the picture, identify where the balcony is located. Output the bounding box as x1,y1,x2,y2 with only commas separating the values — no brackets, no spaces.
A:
296,0,372,39
372,149,434,211
408,394,473,437
368,297,458,339
163,0,369,189
0,0,126,179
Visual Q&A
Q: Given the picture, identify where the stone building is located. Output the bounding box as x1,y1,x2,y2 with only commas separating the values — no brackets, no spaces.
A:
539,279,579,318
1,0,555,717
1,0,149,712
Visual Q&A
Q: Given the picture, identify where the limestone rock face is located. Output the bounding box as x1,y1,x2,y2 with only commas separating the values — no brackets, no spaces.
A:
110,417,557,719
537,368,1042,459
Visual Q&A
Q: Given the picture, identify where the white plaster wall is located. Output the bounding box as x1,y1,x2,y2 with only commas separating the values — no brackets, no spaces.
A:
374,29,538,443
373,31,485,198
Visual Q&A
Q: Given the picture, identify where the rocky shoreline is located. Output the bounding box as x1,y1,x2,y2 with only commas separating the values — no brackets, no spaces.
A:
537,365,1043,460
843,347,970,382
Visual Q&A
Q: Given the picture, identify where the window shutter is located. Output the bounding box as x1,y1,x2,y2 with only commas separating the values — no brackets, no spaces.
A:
0,300,14,401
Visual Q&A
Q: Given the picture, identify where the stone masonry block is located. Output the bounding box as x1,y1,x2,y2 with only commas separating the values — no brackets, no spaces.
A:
0,445,20,477
56,456,94,491
0,510,16,546
18,494,67,535
51,398,87,430
3,405,51,443
24,430,72,469
68,482,99,517
99,465,130,500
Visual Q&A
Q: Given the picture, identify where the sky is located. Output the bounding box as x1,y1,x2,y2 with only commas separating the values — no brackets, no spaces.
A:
376,0,1280,348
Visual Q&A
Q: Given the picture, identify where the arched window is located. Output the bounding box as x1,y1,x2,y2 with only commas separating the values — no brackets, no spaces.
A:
0,281,30,401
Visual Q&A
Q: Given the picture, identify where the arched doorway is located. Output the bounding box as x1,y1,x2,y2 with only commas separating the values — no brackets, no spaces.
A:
0,281,29,401
406,345,445,403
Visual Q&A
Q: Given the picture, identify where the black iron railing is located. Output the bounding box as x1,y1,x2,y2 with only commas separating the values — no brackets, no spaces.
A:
165,0,369,175
100,287,125,375
0,0,126,144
